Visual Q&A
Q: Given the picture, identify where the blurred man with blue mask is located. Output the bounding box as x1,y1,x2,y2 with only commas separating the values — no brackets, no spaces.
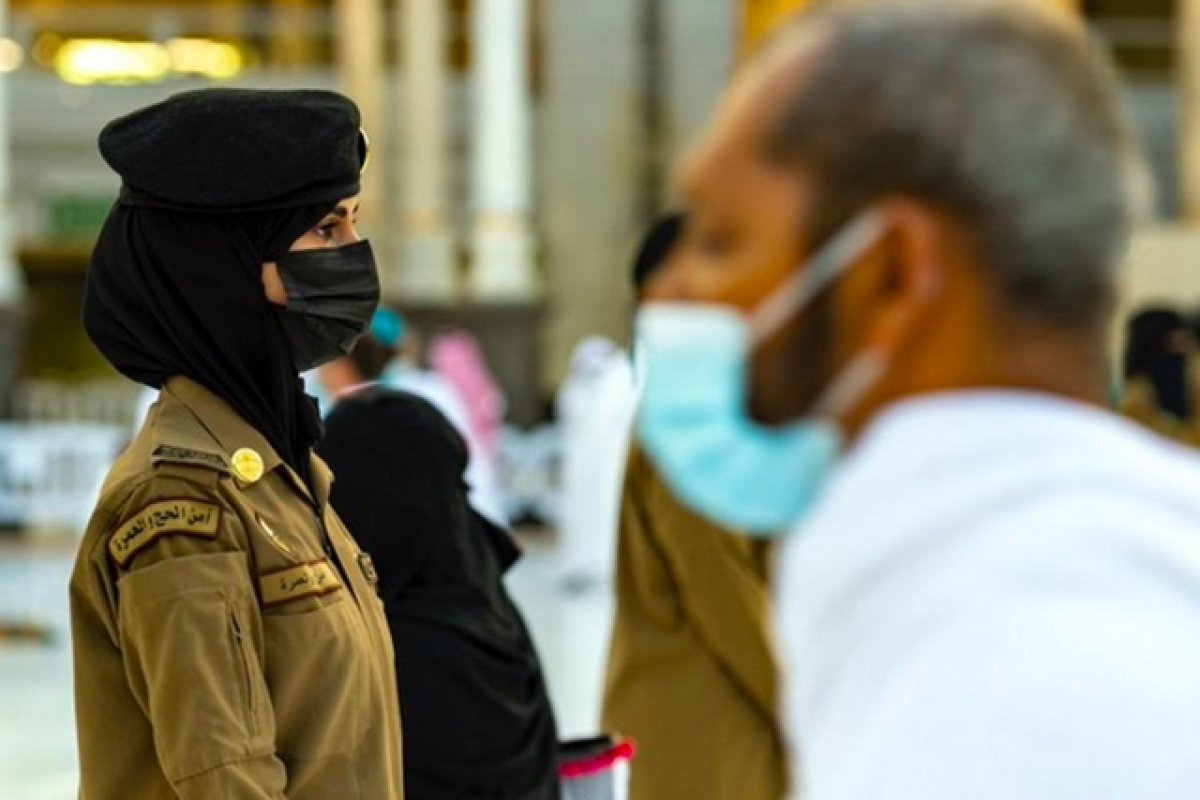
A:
636,209,887,534
645,1,1200,799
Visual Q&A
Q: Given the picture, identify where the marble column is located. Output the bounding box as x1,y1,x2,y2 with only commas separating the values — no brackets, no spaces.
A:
469,0,538,299
0,0,23,418
1182,0,1200,220
334,0,386,234
394,0,457,301
269,0,316,68
0,0,20,307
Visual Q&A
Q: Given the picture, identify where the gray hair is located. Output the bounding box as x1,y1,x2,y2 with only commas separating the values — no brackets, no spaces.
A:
761,0,1149,325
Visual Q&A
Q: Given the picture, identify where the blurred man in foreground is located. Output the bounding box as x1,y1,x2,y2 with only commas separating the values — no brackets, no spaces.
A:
638,1,1200,797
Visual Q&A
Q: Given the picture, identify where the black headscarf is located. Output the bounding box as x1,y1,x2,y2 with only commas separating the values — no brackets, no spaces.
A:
1125,307,1191,422
84,200,336,479
83,89,367,482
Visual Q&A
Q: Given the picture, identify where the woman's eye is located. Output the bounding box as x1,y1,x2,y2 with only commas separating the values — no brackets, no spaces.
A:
314,224,336,240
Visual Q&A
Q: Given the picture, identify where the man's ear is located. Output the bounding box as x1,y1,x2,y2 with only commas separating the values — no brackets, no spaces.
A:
861,199,944,359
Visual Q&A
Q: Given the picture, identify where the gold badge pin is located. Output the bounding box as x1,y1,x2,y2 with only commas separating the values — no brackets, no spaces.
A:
231,448,265,486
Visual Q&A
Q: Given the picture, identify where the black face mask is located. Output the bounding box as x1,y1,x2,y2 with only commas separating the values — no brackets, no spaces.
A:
275,239,381,371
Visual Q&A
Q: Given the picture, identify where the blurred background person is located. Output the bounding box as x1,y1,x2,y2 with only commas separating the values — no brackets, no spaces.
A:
319,309,508,525
555,335,636,592
377,312,473,440
315,332,561,800
603,213,787,800
378,312,510,526
429,332,507,495
555,214,690,593
1121,306,1200,444
640,1,1200,798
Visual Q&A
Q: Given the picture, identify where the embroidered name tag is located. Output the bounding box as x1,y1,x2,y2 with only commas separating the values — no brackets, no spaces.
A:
108,500,222,567
259,561,343,607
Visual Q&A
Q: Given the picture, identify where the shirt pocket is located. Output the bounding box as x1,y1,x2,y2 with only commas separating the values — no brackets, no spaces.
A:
228,600,266,739
261,592,372,764
116,551,274,781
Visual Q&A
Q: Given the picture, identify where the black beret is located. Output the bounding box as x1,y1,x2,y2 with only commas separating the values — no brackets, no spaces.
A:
99,88,368,213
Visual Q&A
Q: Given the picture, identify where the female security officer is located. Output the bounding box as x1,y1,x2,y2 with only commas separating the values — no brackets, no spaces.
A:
69,89,403,799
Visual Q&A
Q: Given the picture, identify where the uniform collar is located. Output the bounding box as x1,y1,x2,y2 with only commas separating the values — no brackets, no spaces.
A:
160,376,333,508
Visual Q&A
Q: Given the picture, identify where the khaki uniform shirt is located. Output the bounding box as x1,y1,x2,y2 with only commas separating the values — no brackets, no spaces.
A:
603,447,787,800
70,377,404,799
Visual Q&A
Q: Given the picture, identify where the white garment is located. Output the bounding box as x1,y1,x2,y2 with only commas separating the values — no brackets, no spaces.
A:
556,338,639,586
778,392,1200,800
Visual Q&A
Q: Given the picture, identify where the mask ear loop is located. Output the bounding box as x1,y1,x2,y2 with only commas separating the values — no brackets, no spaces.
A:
811,350,888,421
747,209,889,349
743,208,891,427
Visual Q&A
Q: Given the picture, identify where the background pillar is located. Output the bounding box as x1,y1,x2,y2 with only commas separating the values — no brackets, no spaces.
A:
394,0,457,301
469,0,538,299
334,0,387,240
0,0,25,418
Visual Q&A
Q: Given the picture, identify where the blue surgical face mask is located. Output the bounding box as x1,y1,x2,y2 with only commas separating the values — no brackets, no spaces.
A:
634,211,887,536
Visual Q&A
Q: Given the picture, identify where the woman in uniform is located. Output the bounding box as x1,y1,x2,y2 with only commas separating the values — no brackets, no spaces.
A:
69,89,404,799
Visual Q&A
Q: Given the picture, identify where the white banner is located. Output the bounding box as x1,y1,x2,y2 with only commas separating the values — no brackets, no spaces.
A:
0,423,125,536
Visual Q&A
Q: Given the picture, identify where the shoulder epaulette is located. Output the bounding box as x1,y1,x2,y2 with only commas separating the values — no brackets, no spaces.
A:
151,445,230,473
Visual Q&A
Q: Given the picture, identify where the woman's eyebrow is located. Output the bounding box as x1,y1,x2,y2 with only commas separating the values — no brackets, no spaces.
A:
319,203,359,225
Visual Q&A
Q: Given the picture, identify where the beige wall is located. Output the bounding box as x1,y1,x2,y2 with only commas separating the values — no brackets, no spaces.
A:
538,0,733,390
1181,0,1200,221
1121,225,1200,312
1116,225,1200,355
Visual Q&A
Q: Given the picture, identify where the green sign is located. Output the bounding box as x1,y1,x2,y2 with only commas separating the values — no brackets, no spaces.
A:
45,195,114,241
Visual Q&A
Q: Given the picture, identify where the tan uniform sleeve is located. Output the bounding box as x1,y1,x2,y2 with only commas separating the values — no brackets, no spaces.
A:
105,476,289,798
634,449,782,728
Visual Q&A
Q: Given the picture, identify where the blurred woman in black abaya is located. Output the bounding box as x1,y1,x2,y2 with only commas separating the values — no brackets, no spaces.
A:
315,326,561,800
